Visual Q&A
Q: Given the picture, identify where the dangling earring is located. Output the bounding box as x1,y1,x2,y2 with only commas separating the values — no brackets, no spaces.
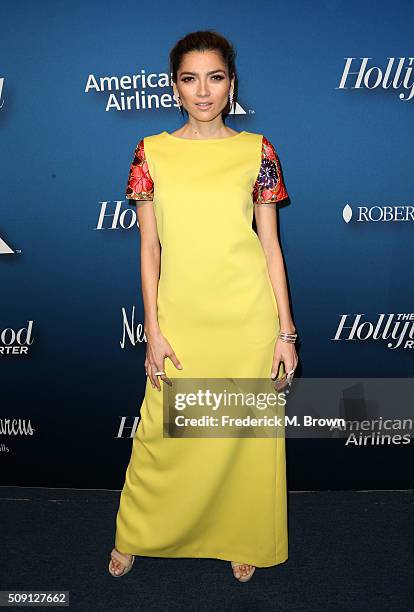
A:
176,94,181,110
229,89,233,109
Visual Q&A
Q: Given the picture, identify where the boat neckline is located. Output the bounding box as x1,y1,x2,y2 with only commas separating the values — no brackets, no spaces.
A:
163,130,246,142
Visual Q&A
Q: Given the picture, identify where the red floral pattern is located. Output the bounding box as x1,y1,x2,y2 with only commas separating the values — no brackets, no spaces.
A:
125,138,154,201
252,136,289,205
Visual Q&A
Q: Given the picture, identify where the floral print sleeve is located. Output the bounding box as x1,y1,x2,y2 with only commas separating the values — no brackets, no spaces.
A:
125,138,154,203
252,136,289,206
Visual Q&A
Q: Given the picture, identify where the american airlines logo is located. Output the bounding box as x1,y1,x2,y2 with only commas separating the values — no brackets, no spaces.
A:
337,57,414,101
332,314,414,350
342,204,414,223
84,71,248,114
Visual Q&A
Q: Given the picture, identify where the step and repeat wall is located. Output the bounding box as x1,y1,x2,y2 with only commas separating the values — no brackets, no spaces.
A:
1,0,413,490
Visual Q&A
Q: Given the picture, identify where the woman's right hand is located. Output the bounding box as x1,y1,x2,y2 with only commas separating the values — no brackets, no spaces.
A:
144,328,183,391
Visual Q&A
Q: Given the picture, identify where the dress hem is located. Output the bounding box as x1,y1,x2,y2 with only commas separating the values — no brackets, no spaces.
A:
113,541,288,568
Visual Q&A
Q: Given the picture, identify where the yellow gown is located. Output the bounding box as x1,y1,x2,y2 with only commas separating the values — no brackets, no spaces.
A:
115,130,290,567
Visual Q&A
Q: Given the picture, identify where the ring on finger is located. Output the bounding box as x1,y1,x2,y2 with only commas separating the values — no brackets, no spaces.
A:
286,369,295,383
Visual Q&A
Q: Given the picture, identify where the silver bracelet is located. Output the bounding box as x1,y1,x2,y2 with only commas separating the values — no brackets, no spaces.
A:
278,331,298,344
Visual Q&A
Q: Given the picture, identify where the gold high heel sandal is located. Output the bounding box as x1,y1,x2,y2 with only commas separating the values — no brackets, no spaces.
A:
231,561,256,582
108,548,135,578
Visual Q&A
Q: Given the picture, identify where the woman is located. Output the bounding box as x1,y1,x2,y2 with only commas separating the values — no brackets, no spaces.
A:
109,29,298,583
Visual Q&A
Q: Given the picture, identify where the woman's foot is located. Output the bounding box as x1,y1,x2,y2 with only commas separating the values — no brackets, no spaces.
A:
108,548,134,577
231,561,256,582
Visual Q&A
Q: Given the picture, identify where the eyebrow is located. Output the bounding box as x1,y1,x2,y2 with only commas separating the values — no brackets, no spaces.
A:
179,69,226,76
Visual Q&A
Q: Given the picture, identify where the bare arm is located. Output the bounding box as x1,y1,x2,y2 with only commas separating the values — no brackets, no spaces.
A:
134,201,183,390
254,204,298,379
254,205,295,333
135,201,161,337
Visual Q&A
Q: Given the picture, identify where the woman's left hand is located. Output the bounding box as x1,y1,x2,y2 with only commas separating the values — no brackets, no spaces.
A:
271,338,299,384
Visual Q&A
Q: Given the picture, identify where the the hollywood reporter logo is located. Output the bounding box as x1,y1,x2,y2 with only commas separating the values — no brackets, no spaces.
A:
0,77,5,109
0,322,34,355
333,314,414,350
116,416,141,438
338,57,414,101
96,201,137,230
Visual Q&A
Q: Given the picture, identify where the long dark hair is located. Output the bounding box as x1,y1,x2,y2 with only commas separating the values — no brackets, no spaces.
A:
169,30,239,119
